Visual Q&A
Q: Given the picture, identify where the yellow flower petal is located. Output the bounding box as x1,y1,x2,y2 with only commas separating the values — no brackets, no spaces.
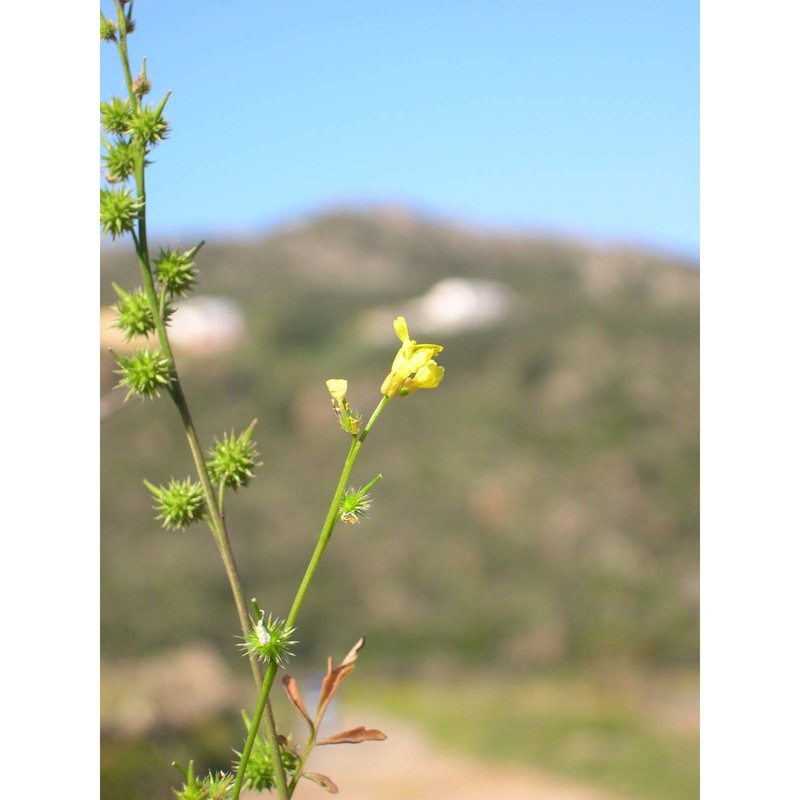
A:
326,378,348,401
380,370,407,398
405,360,445,394
393,316,410,343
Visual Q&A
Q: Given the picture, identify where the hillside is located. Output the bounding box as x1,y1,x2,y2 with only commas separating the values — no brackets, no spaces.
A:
100,209,699,674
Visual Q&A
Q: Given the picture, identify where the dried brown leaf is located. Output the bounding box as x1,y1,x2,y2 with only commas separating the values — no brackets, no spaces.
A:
316,726,388,746
282,674,313,729
316,637,365,723
301,772,339,793
340,635,366,668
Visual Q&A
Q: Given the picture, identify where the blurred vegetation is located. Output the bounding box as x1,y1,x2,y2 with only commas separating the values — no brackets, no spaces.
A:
101,209,698,797
351,670,699,800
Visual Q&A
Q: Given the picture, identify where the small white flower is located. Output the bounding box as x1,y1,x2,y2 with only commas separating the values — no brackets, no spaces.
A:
255,613,271,645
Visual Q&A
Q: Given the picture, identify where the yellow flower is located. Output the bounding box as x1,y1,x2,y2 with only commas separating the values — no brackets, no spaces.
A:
381,316,445,397
326,378,361,434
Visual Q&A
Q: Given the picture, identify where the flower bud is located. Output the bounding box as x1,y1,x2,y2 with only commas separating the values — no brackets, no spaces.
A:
132,74,152,98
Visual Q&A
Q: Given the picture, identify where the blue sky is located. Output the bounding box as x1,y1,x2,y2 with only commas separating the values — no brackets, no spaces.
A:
100,1,698,257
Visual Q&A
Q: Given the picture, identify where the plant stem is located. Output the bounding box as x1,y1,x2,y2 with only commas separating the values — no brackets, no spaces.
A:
115,1,258,686
287,726,318,796
110,5,289,795
288,394,389,630
231,395,391,800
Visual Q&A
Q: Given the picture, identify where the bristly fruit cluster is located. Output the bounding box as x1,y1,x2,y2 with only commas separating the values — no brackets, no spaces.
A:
114,347,172,400
144,477,206,531
238,606,297,666
233,713,300,793
100,186,143,239
172,760,233,800
111,283,160,340
100,1,201,405
339,474,382,525
207,423,261,491
153,245,201,298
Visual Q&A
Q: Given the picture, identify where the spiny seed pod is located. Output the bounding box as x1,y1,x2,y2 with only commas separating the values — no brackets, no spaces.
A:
207,423,260,491
153,244,202,297
338,475,382,525
238,612,297,665
234,714,299,792
202,772,234,800
128,103,170,148
112,284,156,339
339,488,373,524
172,762,232,800
144,478,206,531
114,347,172,399
100,186,142,240
100,97,133,135
102,139,138,183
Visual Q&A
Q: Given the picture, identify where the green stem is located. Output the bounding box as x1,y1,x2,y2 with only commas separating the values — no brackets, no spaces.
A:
288,395,390,630
231,395,392,800
287,726,318,796
113,2,136,108
110,5,289,795
112,0,254,673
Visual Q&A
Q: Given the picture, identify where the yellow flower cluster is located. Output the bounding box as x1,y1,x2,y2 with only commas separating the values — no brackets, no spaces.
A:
380,317,445,397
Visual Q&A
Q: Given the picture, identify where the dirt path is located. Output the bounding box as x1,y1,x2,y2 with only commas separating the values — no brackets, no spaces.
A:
261,708,627,800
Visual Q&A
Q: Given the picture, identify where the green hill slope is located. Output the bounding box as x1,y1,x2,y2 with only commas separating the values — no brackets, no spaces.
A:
100,209,698,673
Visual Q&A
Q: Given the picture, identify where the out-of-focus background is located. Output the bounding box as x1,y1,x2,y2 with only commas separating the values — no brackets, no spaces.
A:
100,3,698,799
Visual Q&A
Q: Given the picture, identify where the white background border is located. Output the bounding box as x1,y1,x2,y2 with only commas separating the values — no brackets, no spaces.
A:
7,1,800,795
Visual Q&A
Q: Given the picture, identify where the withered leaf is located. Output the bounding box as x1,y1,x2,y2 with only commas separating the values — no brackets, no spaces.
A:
301,772,339,793
340,635,366,668
316,726,388,746
282,674,314,729
316,637,366,722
